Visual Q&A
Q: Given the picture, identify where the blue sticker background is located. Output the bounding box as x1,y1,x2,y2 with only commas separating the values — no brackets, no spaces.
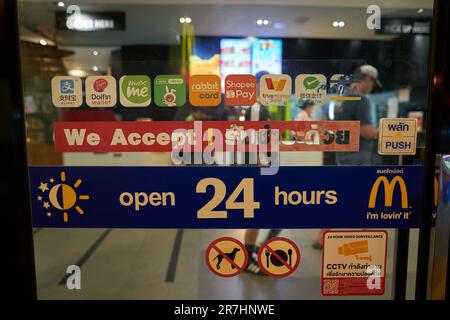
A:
29,166,423,228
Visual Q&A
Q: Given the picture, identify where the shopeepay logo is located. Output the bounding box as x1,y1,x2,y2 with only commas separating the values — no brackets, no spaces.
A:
189,75,221,107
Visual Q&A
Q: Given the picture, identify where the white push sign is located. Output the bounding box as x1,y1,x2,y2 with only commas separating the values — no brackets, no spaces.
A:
378,118,417,155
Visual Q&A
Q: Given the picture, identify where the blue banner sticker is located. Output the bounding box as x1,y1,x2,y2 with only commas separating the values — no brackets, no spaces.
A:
29,166,423,229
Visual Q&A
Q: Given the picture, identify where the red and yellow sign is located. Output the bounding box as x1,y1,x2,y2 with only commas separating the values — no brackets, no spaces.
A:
257,237,300,277
205,237,248,277
322,230,388,296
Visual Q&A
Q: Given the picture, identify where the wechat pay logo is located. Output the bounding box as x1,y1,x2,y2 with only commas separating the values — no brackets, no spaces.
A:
120,75,151,107
303,76,321,90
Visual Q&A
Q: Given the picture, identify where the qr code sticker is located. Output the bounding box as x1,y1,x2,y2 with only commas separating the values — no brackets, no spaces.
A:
323,279,339,295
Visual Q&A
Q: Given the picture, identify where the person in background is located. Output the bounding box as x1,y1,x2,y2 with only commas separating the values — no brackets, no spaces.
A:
335,64,380,165
311,65,381,250
245,71,270,121
295,100,315,121
243,71,276,275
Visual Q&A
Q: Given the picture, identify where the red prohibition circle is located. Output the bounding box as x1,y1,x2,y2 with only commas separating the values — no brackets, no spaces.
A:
205,237,248,278
257,237,301,278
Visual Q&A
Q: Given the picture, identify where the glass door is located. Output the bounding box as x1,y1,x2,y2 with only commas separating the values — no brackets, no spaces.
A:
16,0,435,299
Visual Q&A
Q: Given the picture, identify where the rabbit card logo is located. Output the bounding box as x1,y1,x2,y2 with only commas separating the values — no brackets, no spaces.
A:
86,76,117,107
189,74,221,107
51,76,83,108
154,75,186,107
35,171,90,223
322,230,387,296
120,75,151,107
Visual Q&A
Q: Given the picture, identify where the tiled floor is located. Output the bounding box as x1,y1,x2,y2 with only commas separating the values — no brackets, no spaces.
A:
32,228,420,300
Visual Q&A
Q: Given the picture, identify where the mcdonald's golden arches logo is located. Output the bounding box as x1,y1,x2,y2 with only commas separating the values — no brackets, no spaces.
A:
368,176,408,209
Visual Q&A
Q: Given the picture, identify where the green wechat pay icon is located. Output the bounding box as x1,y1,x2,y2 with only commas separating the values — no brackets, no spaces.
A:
303,76,321,90
120,75,151,107
154,75,186,107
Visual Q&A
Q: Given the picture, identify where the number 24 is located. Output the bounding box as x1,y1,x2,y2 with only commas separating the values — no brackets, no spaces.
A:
196,178,260,219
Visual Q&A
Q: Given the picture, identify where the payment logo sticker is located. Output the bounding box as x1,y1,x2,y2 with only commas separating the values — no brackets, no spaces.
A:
86,76,117,107
154,75,186,107
189,74,221,107
329,74,361,101
322,230,387,296
295,74,327,105
205,237,248,277
51,76,83,108
259,74,292,106
258,237,300,278
378,118,417,155
119,75,151,107
224,74,256,106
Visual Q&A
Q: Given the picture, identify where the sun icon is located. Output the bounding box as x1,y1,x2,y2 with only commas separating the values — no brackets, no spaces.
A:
37,171,90,222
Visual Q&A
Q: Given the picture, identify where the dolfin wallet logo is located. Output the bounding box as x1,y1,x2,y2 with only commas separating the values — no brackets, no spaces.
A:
86,75,117,107
35,171,90,223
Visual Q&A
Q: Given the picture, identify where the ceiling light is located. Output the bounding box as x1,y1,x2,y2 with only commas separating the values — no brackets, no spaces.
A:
185,17,192,24
39,39,47,46
417,8,424,13
257,19,263,25
179,17,186,24
92,50,99,56
68,69,86,77
263,19,269,25
92,66,99,72
57,2,65,7
338,21,345,27
332,21,339,27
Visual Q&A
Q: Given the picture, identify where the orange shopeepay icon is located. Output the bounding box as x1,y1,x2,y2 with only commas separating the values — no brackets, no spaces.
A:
189,74,221,107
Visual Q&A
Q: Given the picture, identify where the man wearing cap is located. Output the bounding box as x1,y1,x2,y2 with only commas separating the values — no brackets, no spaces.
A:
335,64,380,165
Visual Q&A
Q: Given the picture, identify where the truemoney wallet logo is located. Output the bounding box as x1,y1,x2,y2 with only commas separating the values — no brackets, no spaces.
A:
368,176,408,209
36,171,90,222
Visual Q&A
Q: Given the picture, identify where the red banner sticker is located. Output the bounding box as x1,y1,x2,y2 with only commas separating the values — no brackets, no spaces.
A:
53,120,360,153
321,230,388,296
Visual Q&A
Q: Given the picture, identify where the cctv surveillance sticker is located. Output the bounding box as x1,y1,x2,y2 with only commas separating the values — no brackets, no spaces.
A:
258,237,300,277
51,76,83,108
322,230,387,296
119,75,151,107
205,237,248,277
154,75,186,107
378,118,417,155
86,76,117,107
